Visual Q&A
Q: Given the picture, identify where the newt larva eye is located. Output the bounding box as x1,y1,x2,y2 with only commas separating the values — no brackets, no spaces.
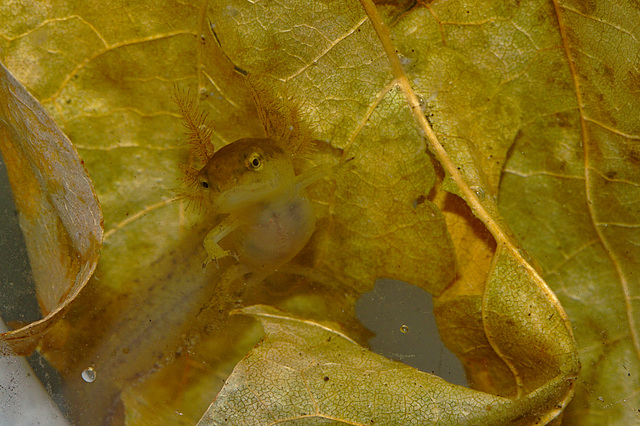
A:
200,179,210,189
247,152,263,170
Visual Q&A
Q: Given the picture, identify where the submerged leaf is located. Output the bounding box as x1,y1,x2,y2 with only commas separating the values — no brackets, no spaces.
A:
496,2,640,423
200,305,571,425
207,0,457,294
10,0,638,423
0,62,102,355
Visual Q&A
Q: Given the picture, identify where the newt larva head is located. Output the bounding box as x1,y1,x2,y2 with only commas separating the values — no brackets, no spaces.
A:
198,138,296,213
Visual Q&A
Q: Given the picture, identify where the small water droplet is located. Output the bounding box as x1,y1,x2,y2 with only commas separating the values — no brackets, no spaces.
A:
471,186,485,201
416,95,427,113
82,367,96,383
400,324,409,333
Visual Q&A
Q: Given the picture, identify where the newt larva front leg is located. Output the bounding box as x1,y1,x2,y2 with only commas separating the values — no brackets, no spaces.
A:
201,216,241,268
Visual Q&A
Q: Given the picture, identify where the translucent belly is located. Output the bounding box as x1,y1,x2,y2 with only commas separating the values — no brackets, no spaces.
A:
236,195,316,271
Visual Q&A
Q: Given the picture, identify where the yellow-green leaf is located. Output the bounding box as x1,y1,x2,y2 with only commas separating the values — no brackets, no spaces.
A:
199,305,569,425
499,2,640,422
8,0,631,423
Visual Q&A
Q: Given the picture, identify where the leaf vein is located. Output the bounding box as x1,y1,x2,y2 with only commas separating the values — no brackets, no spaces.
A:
41,30,198,104
282,15,370,82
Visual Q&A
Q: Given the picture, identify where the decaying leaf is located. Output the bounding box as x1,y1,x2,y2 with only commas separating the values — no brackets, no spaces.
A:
199,305,569,425
0,62,102,355
498,2,640,421
202,0,579,423
1,0,637,424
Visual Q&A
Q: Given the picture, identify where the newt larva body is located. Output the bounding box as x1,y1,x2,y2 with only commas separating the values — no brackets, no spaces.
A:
196,137,331,272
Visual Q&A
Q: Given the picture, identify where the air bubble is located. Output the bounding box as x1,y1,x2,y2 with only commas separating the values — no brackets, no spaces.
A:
471,186,485,201
416,95,427,113
400,324,409,333
82,367,96,383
